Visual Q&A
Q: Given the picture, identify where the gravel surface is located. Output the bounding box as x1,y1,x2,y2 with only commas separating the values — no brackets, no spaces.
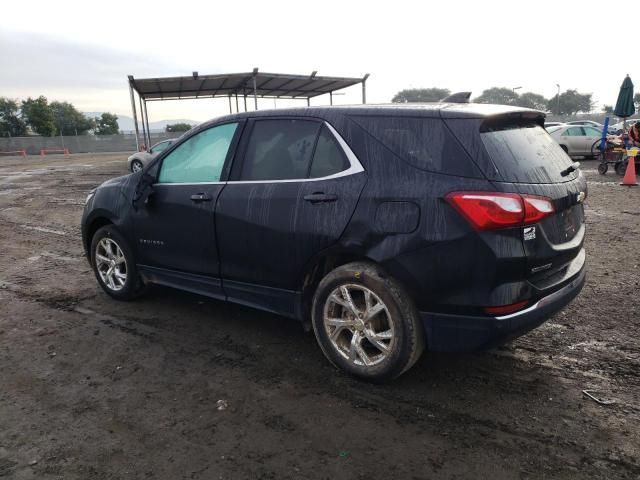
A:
0,153,638,479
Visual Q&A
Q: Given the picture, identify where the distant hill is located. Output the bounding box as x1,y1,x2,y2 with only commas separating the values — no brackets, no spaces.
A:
84,112,199,133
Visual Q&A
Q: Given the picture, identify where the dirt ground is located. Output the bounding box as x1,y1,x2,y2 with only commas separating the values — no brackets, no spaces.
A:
0,152,638,480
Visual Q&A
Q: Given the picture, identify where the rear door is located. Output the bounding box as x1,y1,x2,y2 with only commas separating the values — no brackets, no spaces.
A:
215,118,366,316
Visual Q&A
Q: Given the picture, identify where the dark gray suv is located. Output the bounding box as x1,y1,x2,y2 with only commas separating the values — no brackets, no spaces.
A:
82,103,586,381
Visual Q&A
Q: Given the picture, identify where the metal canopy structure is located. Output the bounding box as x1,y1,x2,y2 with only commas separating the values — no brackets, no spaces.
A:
127,68,370,151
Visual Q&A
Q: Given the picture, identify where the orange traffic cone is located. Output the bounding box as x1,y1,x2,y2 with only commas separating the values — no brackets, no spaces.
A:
621,156,639,186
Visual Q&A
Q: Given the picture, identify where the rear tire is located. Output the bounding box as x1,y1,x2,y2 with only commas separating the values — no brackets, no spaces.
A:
90,225,145,300
311,262,425,382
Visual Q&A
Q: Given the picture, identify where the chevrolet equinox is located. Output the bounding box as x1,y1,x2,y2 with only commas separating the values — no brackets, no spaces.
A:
82,103,587,381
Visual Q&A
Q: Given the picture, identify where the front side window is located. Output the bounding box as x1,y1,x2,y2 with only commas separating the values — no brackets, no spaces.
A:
564,127,584,136
240,119,320,180
158,123,238,183
584,127,601,136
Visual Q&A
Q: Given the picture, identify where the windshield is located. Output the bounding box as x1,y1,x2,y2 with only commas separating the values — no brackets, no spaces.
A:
480,124,577,183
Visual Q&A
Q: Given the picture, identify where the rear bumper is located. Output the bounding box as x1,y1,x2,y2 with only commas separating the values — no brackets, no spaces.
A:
420,265,586,352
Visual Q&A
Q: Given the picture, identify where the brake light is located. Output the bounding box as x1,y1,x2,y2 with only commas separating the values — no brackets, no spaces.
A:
446,192,554,231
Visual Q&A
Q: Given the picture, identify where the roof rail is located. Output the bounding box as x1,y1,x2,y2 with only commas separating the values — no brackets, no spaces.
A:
441,92,472,103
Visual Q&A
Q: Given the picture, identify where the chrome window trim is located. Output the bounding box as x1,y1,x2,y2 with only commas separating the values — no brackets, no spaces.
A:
153,120,364,187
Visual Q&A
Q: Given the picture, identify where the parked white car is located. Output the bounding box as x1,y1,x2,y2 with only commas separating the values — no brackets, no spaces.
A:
548,125,604,158
127,139,175,173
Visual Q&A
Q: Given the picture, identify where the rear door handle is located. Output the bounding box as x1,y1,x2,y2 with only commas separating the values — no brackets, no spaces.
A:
190,193,212,202
303,192,338,204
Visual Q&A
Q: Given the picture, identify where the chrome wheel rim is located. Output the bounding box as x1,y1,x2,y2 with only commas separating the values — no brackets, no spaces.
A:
323,284,395,367
95,238,127,291
132,161,143,173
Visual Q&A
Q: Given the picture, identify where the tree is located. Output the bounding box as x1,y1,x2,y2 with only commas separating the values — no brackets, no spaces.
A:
547,89,593,116
0,97,27,137
50,101,94,135
474,87,519,106
515,92,548,111
602,104,614,114
21,96,55,136
94,113,120,135
166,122,193,133
391,88,451,103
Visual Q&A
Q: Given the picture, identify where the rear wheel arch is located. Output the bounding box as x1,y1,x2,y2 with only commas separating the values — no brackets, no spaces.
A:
300,251,376,329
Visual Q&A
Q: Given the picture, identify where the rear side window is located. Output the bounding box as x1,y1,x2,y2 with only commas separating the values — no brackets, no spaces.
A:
309,126,350,178
480,124,576,183
240,119,320,180
350,115,481,177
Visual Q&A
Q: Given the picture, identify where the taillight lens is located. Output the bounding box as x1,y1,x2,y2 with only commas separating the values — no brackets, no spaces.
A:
446,192,554,231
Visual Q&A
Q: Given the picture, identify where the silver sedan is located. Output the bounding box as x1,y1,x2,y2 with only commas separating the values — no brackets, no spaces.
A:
548,125,604,158
127,139,174,173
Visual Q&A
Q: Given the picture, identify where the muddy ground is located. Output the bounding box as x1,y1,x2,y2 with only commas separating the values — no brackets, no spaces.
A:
0,153,638,479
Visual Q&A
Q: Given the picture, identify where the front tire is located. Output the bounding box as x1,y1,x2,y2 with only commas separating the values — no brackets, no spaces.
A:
311,262,424,382
90,225,145,300
131,159,144,173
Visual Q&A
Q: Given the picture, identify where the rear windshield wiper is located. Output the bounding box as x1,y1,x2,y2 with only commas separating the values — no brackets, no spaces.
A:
560,161,580,177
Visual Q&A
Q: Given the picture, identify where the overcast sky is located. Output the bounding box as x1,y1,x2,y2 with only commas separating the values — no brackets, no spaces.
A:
0,0,631,122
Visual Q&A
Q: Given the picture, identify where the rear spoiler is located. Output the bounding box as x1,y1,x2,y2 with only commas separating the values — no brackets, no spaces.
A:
480,111,546,131
440,92,472,103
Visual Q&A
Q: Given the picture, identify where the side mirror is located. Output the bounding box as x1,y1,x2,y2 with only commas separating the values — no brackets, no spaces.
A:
133,173,156,209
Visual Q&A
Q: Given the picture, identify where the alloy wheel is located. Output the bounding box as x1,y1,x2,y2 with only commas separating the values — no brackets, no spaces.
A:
95,238,127,291
323,284,395,367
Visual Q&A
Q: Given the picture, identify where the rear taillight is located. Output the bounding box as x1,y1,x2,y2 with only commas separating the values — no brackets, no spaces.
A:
446,192,554,231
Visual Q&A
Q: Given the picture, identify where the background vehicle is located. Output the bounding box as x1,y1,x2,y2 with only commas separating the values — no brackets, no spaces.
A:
565,120,614,134
83,104,587,381
610,119,640,135
544,121,564,129
127,139,175,172
548,124,604,157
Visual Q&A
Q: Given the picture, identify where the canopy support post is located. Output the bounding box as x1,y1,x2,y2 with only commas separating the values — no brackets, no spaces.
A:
228,94,233,114
361,73,370,105
143,99,151,147
244,94,247,112
235,93,239,113
128,75,140,151
252,67,259,110
329,92,333,105
138,94,147,150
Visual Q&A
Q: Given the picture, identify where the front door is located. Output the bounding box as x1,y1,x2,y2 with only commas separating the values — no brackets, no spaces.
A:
215,119,366,316
132,122,240,295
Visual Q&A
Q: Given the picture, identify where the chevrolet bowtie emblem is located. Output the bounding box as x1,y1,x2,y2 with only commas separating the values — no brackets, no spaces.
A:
576,191,586,204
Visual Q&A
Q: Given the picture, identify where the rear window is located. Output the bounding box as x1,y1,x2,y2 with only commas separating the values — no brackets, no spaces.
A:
350,115,482,178
480,123,577,183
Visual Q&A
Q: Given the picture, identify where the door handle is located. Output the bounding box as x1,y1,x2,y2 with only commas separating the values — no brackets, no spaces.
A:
190,193,212,202
303,192,338,204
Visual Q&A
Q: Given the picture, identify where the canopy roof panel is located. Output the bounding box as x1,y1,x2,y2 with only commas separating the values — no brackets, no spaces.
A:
129,70,368,101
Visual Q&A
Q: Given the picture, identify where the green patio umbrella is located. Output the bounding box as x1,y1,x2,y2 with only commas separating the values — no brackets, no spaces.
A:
614,75,635,138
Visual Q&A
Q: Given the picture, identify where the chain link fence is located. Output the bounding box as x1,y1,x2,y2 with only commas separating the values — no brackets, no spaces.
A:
0,133,175,155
